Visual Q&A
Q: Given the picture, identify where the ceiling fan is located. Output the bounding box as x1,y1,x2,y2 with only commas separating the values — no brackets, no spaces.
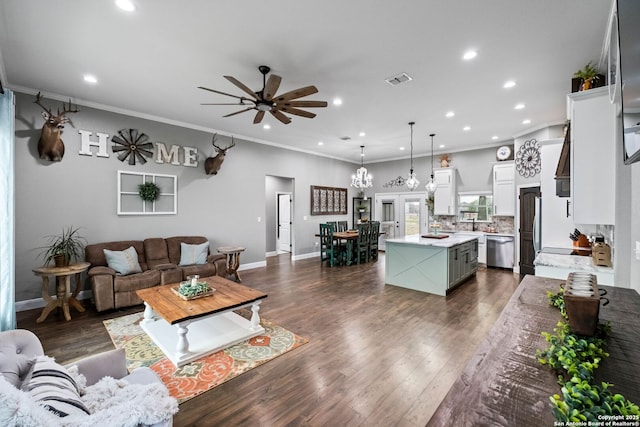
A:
198,65,327,125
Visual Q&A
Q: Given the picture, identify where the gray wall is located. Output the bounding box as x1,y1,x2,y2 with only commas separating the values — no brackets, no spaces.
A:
14,91,355,301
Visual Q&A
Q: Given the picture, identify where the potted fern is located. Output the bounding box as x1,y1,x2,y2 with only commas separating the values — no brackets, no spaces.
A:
573,61,602,91
39,226,87,267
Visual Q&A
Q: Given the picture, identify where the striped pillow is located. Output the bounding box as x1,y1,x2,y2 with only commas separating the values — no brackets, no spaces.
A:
21,356,89,418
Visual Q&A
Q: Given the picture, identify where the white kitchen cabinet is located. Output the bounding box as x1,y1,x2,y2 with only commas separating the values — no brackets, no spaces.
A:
433,168,456,215
568,87,616,225
492,163,515,216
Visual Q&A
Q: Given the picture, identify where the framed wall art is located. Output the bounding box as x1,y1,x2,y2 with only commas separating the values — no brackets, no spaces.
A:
310,185,347,215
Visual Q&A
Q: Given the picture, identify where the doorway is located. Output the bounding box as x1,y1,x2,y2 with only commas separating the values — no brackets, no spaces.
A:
277,193,292,254
519,186,540,276
375,192,428,250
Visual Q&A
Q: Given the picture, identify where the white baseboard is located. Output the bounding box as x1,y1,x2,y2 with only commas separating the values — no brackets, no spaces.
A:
292,251,319,261
266,251,278,257
237,261,266,271
15,290,93,313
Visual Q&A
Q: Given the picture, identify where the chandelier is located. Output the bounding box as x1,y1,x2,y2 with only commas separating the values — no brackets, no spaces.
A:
406,122,420,191
425,133,437,193
351,145,372,190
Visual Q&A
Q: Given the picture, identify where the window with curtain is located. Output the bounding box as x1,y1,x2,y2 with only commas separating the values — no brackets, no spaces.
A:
0,89,16,331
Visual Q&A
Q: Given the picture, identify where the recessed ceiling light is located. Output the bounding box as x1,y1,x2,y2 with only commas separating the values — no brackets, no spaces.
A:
463,126,471,131
359,132,366,137
522,119,531,125
83,74,97,84
115,0,135,12
263,124,271,130
463,50,477,60
503,80,516,88
514,103,525,110
492,136,499,140
333,98,343,106
439,144,445,148
318,141,324,146
445,111,455,118
400,147,405,151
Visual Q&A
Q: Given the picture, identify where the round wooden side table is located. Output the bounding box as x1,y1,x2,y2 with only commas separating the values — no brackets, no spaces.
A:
217,246,246,282
32,261,90,323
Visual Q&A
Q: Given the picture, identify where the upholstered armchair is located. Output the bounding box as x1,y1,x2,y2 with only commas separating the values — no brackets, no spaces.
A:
0,329,177,426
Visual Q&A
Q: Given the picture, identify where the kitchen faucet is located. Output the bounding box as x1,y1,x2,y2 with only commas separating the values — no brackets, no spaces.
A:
472,218,476,231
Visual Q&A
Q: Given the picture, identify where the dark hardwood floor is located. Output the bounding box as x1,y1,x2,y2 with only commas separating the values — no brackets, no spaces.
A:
17,253,521,426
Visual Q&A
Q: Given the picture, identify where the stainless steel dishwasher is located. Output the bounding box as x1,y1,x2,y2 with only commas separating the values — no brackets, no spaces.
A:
486,235,514,269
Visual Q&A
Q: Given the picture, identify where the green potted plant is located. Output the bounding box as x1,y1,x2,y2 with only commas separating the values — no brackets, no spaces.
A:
138,181,160,202
39,226,87,267
573,61,601,91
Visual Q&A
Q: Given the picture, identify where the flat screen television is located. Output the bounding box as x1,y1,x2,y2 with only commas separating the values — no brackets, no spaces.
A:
616,0,640,164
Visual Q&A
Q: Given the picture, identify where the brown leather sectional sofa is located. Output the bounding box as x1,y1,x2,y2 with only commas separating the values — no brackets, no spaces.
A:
85,236,227,312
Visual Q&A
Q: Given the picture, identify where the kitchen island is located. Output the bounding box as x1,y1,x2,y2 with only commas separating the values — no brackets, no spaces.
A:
385,234,478,296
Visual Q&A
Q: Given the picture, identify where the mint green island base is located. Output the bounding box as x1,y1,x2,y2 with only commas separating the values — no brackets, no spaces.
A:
385,235,479,296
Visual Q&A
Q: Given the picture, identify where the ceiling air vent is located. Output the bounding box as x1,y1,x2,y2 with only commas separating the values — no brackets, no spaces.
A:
385,72,413,86
340,136,351,141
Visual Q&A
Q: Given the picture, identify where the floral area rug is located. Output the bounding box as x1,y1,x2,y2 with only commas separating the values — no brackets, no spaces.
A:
103,311,308,404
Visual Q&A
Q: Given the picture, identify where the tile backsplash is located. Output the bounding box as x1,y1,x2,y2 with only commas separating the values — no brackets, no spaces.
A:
434,215,515,234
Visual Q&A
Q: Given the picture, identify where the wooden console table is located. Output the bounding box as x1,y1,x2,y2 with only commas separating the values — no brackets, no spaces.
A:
33,262,90,323
428,275,640,426
217,246,245,282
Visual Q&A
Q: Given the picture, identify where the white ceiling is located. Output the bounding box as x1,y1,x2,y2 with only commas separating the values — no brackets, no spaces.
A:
0,0,612,163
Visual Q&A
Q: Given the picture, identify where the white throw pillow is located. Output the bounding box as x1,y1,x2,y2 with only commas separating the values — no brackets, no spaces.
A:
179,241,209,265
103,246,143,275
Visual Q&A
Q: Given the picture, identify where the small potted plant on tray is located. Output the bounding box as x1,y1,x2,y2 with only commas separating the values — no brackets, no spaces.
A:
38,226,87,267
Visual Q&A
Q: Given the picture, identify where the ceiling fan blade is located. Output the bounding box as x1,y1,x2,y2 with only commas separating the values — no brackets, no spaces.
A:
223,107,254,118
278,106,316,118
200,102,249,105
263,74,282,101
274,85,318,102
276,100,328,108
198,86,248,101
253,111,266,124
224,76,258,99
270,110,292,124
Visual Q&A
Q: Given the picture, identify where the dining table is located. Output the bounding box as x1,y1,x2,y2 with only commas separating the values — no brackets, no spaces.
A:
333,230,359,265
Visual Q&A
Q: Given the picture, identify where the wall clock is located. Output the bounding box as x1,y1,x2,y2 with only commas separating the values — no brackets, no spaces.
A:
496,145,511,161
515,139,541,178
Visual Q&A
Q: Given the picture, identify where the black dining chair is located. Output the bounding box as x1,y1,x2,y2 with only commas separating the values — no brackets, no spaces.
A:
355,222,371,264
319,223,344,267
369,221,380,261
337,220,348,232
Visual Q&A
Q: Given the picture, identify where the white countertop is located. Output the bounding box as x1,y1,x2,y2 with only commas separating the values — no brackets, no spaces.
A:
533,252,613,274
437,229,514,237
386,234,479,248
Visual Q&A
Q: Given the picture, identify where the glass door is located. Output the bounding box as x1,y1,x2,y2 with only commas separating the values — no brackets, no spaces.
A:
375,195,399,251
400,196,423,237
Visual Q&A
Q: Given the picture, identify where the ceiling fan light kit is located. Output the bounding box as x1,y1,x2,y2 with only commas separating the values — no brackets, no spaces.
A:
199,65,327,125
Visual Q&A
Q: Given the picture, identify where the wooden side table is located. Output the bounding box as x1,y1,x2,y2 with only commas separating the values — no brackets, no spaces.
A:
32,261,90,323
217,246,246,282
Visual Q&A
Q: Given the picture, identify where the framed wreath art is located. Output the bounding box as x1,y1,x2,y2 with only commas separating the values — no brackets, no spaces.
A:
515,138,541,178
138,181,161,202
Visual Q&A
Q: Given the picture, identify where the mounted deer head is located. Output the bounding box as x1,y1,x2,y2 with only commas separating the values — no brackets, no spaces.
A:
34,92,78,161
204,134,235,175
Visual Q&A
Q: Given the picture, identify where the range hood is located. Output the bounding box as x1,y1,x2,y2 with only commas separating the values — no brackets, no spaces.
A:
555,123,570,197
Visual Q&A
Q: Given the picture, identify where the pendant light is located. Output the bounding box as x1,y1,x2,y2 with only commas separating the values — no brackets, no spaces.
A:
351,145,372,190
406,122,420,191
425,133,437,193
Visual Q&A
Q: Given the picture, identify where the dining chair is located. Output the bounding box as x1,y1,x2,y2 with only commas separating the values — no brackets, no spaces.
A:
337,220,348,232
355,222,371,264
369,221,380,261
319,223,344,267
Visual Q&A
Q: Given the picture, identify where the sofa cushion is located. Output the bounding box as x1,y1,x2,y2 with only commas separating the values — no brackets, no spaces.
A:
21,356,90,418
179,241,209,266
180,263,218,280
143,238,171,269
165,236,208,265
113,269,161,293
85,240,148,271
0,329,43,388
103,246,143,276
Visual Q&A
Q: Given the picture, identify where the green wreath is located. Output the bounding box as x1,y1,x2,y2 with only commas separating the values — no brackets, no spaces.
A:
138,182,160,202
